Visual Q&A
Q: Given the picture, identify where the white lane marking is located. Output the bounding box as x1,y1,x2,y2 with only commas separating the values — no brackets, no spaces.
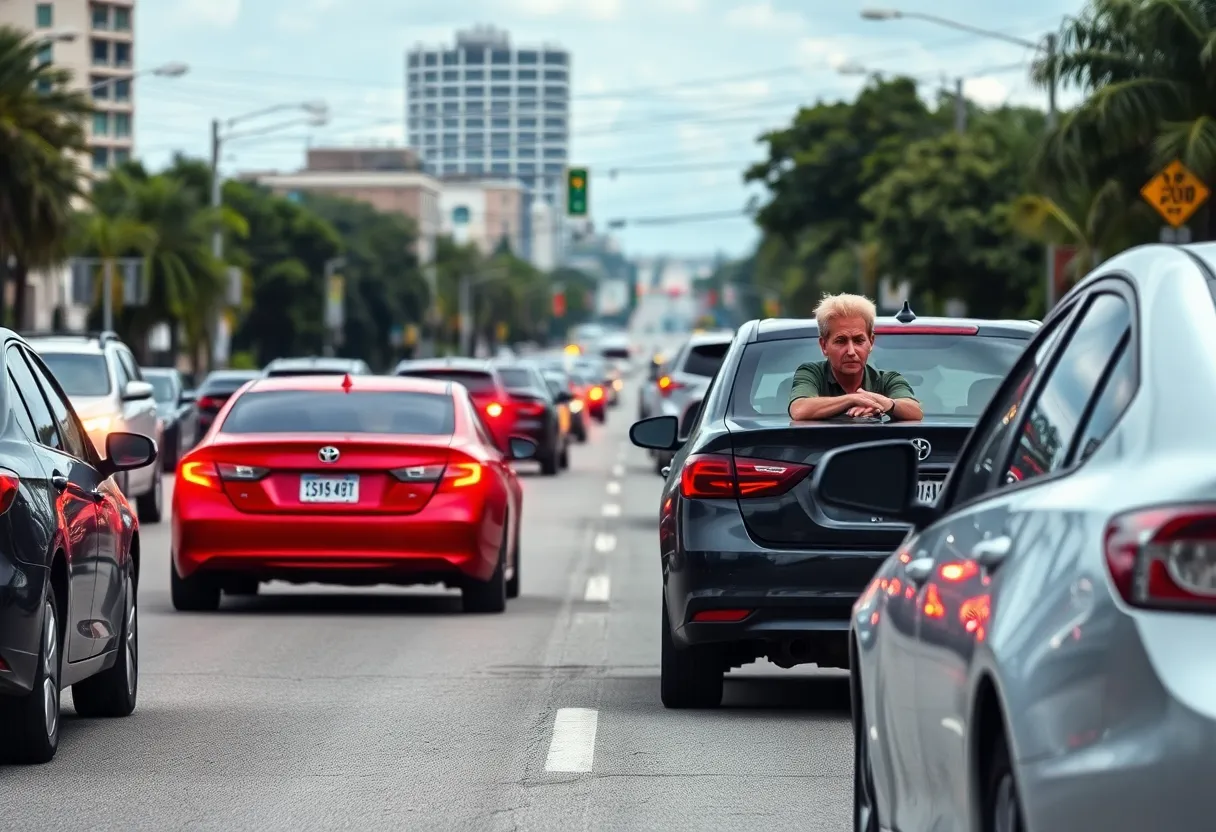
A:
594,533,616,553
545,708,599,772
584,574,610,602
606,481,620,495
602,503,621,517
611,464,624,477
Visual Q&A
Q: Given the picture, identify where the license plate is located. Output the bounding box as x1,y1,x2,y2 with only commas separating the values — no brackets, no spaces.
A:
917,479,943,502
299,474,359,503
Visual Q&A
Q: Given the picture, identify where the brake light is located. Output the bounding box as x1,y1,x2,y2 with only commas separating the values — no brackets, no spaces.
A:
679,453,811,499
0,471,19,514
180,460,219,489
589,386,604,401
217,463,269,482
513,398,546,416
873,325,979,334
485,402,504,417
196,396,219,410
392,460,483,491
657,375,682,397
692,609,752,622
1105,505,1216,610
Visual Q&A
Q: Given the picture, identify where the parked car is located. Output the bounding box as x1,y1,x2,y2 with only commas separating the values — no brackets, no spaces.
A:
143,368,199,471
0,331,157,763
628,308,1039,708
24,331,164,522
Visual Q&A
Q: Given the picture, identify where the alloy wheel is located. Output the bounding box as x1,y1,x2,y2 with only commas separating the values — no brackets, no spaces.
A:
124,579,138,696
993,774,1022,832
42,604,58,738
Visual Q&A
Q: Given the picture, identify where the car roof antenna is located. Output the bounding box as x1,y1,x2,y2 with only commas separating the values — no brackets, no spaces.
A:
894,301,916,323
341,373,352,392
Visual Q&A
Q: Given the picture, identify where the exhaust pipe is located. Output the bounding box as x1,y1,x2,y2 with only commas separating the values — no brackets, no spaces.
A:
770,638,815,668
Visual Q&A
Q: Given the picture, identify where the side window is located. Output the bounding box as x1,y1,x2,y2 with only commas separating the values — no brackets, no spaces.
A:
1071,342,1135,465
1005,293,1131,484
116,347,142,381
7,372,38,441
111,351,132,388
23,349,90,459
7,346,61,449
950,313,1071,503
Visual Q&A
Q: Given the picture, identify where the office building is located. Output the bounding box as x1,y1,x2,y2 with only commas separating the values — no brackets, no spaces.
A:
405,25,570,263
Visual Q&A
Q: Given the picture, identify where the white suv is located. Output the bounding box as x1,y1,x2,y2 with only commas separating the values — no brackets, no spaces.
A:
25,331,164,522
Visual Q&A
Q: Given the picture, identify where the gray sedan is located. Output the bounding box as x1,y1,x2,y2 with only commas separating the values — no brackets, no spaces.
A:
812,242,1216,832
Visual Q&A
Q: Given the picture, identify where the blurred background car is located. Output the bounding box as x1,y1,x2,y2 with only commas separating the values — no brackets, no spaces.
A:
493,361,570,475
395,358,517,453
541,367,586,442
143,368,199,472
194,369,261,436
262,356,372,377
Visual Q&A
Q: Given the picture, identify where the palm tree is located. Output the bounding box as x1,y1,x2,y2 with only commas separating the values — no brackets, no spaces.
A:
71,208,156,336
1031,0,1216,238
0,25,91,327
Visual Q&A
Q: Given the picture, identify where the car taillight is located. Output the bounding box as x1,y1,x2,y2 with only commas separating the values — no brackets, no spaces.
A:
196,396,218,410
589,386,604,401
392,461,482,491
1105,505,1216,610
657,375,681,396
485,402,504,417
679,453,811,499
217,463,269,482
180,460,219,489
0,470,19,514
513,398,546,416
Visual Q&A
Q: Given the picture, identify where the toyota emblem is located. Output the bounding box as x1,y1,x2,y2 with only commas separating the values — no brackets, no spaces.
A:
318,446,340,463
910,438,931,461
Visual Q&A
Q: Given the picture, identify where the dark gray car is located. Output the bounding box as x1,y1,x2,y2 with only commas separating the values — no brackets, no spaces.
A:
143,368,198,471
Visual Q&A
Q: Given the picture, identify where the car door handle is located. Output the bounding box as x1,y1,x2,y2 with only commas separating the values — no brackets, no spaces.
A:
904,557,935,583
660,466,671,477
972,536,1012,568
52,474,103,503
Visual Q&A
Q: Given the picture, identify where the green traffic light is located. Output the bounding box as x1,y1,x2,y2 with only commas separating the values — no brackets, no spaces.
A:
567,167,588,217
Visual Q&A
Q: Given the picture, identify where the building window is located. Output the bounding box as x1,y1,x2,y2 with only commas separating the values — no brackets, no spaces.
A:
544,148,566,159
519,163,536,174
423,53,437,66
113,78,130,100
92,111,109,134
114,148,129,165
465,69,484,81
442,117,458,128
491,69,510,80
90,74,110,97
544,117,565,128
442,102,458,113
464,86,484,97
491,85,510,97
92,146,108,170
425,102,438,113
544,86,564,97
491,49,510,64
544,100,565,111
408,133,420,146
466,148,484,159
543,52,567,65
442,133,458,144
492,148,510,159
491,131,510,144
114,112,130,137
91,39,109,66
408,54,419,67
466,101,483,113
439,70,455,81
518,51,537,64
518,99,536,110
519,117,537,128
492,163,510,175
37,45,52,65
544,70,567,82
113,6,130,29
466,117,484,128
441,86,458,97
91,3,109,28
114,42,130,67
462,48,484,64
518,147,536,158
519,132,536,143
517,69,537,81
36,3,52,27
544,163,563,174
423,118,437,128
467,163,484,174
424,71,439,82
441,51,457,65
490,100,509,113
518,86,537,97
491,117,510,128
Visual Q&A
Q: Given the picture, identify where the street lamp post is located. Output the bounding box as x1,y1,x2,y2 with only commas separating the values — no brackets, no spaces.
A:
860,8,1058,129
87,61,189,94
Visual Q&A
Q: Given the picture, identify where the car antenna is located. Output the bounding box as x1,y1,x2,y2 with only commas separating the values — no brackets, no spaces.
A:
894,301,916,323
340,373,352,392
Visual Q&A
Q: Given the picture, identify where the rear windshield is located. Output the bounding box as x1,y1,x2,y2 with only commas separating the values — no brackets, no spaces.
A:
221,391,455,434
682,342,730,377
200,373,258,394
37,353,112,396
729,334,1031,418
600,347,630,359
498,367,538,390
397,369,496,394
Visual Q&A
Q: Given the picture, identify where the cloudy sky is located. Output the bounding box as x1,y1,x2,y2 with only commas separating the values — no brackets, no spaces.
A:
136,0,1082,259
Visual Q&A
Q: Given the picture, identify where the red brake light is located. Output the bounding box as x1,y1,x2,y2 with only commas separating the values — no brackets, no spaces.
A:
679,453,811,499
196,396,218,410
873,325,979,334
438,461,482,491
0,471,19,514
692,609,752,622
513,397,546,416
485,402,504,417
180,460,219,489
657,376,682,397
589,386,604,401
1105,505,1216,610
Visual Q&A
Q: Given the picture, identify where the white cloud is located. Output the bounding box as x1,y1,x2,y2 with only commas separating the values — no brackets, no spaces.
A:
964,77,1013,107
724,2,803,31
173,0,241,27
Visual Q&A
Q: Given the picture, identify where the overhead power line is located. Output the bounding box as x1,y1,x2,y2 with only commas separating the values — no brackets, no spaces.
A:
605,208,755,228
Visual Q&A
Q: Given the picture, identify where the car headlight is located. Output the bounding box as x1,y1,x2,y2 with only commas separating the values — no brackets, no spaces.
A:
82,414,115,434
569,399,583,413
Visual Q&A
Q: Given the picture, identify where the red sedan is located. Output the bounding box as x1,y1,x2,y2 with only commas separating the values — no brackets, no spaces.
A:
170,374,535,613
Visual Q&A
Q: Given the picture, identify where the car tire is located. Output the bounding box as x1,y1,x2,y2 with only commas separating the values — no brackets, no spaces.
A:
171,560,221,611
660,596,723,708
984,732,1024,832
540,442,560,476
137,468,163,524
463,532,507,613
0,593,61,764
559,443,570,469
224,579,259,596
851,663,881,832
73,569,137,718
506,520,521,599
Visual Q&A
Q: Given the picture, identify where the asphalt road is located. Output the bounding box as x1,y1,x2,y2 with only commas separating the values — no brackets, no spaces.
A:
0,385,852,831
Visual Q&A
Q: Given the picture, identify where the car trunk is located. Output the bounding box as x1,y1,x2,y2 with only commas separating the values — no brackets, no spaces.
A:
726,416,973,548
206,433,455,515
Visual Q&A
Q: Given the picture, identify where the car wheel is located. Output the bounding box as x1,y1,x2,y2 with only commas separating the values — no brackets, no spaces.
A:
463,531,507,613
984,733,1024,832
852,664,880,832
559,442,570,469
224,579,259,596
73,568,138,718
171,559,221,611
137,468,163,524
0,593,61,763
506,519,521,599
659,596,723,708
540,445,559,476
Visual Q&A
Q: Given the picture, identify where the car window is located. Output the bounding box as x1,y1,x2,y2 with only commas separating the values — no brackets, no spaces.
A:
681,342,730,377
397,369,497,394
23,349,90,459
7,346,61,449
35,352,113,396
7,372,38,441
111,351,132,388
221,391,455,434
116,347,142,381
146,373,177,402
1005,293,1131,484
498,367,540,392
1071,340,1135,465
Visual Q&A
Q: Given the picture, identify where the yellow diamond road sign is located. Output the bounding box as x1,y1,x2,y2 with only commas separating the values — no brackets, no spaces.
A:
1141,159,1210,228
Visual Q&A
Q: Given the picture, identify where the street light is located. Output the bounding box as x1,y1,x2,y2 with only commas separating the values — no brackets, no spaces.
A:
88,61,189,93
860,7,1057,127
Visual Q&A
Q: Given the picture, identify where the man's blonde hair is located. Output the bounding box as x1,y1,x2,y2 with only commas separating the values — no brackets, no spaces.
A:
814,292,877,338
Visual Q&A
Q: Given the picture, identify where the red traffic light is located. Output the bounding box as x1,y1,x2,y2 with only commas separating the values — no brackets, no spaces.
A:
552,291,567,317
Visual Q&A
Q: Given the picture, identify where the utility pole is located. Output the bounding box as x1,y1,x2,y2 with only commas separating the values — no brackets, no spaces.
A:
458,273,473,357
954,77,966,134
102,260,114,330
1045,33,1058,130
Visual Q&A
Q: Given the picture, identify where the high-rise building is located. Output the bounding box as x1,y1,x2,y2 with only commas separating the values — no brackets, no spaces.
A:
405,25,570,262
0,0,137,173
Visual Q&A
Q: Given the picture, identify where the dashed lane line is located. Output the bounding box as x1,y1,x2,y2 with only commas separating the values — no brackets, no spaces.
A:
583,574,610,602
602,504,621,517
593,533,616,553
606,481,620,495
544,708,599,773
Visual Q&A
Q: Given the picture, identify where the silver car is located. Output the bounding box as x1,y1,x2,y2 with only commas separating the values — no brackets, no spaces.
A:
648,331,732,474
811,242,1216,832
26,332,163,522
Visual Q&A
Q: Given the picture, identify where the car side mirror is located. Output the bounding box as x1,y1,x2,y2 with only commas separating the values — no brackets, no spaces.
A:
508,436,537,460
629,415,680,451
179,389,197,404
122,380,154,401
809,440,937,526
101,432,157,476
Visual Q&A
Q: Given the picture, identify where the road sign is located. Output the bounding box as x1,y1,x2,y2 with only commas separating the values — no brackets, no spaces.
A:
1141,159,1210,228
566,168,588,217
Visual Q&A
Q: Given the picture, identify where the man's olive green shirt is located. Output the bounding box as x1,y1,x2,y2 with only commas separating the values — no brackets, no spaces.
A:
787,360,917,416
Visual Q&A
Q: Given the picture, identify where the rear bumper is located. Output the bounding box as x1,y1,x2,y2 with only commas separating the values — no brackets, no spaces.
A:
0,554,48,696
510,419,557,452
172,489,501,584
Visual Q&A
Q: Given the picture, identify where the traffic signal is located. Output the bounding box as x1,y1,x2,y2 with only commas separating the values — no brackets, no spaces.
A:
567,168,588,217
552,288,567,318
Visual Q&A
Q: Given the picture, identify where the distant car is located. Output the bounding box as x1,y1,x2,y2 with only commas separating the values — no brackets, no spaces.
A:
647,332,733,475
194,370,261,436
542,368,586,442
24,331,164,522
394,358,516,453
262,356,372,377
629,310,1038,708
171,374,535,613
494,362,571,474
142,368,199,471
0,331,157,763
